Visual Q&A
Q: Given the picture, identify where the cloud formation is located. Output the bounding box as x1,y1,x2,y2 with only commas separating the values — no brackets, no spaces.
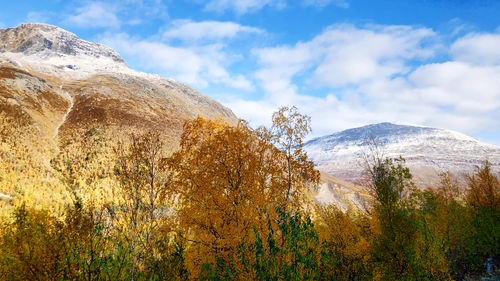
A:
162,20,263,42
203,0,286,15
65,2,120,29
451,32,500,65
222,24,500,140
100,31,253,91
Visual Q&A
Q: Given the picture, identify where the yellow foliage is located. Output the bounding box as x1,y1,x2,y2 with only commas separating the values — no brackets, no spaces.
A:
170,115,319,278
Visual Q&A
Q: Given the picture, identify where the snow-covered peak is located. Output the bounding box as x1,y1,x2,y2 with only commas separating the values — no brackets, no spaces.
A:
0,23,124,63
306,122,478,149
0,23,132,78
305,122,500,187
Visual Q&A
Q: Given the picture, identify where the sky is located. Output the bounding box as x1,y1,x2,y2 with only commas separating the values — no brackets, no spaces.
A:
1,0,500,143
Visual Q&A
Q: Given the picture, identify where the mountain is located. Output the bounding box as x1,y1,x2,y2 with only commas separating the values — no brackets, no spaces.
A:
0,23,370,212
305,122,500,187
0,23,238,209
0,23,236,154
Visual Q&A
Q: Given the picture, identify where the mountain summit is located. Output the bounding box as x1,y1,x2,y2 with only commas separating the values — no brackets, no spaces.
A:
0,23,131,77
0,23,236,162
0,23,124,62
305,122,500,187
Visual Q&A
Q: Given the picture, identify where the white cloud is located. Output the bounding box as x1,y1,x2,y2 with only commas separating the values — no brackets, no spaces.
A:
313,25,436,87
99,33,253,90
204,0,286,15
451,32,500,65
96,19,263,91
253,24,437,92
162,20,263,42
26,11,50,23
121,0,168,17
65,2,120,29
409,62,500,112
303,0,349,8
225,25,500,141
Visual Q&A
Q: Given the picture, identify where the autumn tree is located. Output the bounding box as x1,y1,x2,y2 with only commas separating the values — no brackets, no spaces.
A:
424,173,471,279
114,131,176,280
315,205,372,280
171,108,318,279
466,160,500,210
270,106,318,209
171,118,280,278
463,161,500,277
0,204,67,281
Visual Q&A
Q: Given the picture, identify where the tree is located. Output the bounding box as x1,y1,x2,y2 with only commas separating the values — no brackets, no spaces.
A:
250,208,321,281
315,205,372,281
171,109,319,279
466,160,500,210
0,204,67,281
114,131,175,280
270,106,319,209
367,156,451,280
464,161,500,277
429,173,471,280
171,118,281,278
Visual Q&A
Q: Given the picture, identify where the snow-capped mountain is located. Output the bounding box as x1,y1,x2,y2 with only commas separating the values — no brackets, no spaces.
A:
0,23,129,77
305,122,500,187
0,23,239,210
0,23,237,169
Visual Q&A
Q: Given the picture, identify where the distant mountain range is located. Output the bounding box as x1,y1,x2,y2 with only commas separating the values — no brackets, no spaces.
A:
305,122,500,187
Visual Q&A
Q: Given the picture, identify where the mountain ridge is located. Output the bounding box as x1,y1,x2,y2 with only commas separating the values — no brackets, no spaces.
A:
0,23,125,64
305,122,500,187
0,23,238,167
0,23,242,211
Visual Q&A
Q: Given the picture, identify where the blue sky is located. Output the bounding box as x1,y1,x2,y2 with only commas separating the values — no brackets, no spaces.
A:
1,0,500,143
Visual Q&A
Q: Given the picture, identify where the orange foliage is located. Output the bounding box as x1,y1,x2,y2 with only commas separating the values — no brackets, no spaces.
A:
466,161,500,210
170,116,318,278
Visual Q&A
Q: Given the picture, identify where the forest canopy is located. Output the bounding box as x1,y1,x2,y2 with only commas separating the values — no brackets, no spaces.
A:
0,106,499,280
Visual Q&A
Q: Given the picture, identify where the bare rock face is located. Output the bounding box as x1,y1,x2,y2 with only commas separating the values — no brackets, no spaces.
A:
305,122,500,188
312,172,372,213
0,23,124,63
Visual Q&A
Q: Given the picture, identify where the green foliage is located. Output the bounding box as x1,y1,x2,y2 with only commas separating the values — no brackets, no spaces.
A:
370,156,452,280
251,208,321,281
462,162,500,277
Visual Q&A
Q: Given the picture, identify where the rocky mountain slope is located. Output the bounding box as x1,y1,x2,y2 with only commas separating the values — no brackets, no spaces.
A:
305,122,500,187
0,23,239,209
0,23,236,153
